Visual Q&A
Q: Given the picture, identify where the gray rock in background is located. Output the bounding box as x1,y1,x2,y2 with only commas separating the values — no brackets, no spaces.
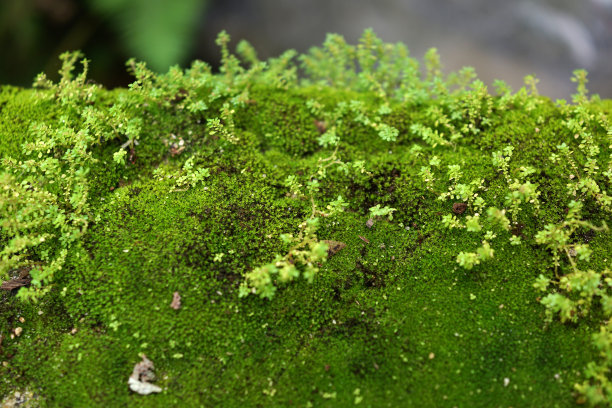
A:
196,0,612,99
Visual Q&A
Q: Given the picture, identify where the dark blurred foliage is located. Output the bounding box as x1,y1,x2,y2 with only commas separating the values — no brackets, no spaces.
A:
1,0,611,98
0,0,207,87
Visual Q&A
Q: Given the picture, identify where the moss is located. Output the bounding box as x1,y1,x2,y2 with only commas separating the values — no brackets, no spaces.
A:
1,36,612,406
0,87,62,160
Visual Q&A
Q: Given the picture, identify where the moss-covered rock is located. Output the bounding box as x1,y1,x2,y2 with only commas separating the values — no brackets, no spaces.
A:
1,32,611,407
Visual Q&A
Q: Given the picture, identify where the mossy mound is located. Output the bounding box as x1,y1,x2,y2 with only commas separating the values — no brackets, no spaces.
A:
1,32,611,407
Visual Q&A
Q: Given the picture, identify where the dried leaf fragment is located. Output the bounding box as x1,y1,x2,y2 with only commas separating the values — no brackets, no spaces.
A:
358,235,370,244
452,202,467,215
366,218,374,228
170,291,181,310
1,389,37,407
314,119,327,133
1,278,31,291
1,267,32,291
322,240,346,258
128,355,162,395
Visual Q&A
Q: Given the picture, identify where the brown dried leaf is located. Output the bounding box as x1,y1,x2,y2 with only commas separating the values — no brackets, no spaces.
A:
170,146,185,156
18,268,31,279
170,291,181,310
452,202,467,215
314,120,327,134
366,219,374,228
322,240,346,258
358,235,370,244
1,278,31,291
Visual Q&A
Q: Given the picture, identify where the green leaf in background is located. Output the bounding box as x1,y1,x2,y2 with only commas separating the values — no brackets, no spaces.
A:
88,0,207,71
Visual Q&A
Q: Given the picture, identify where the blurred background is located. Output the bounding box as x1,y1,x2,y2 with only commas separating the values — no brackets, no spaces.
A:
1,0,611,99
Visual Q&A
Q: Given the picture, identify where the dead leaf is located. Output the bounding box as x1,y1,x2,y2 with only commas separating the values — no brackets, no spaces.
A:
170,292,181,310
358,235,370,244
314,120,327,134
1,268,32,291
170,146,185,156
366,219,374,228
322,240,346,258
1,389,37,407
1,278,31,291
452,202,467,215
128,355,162,395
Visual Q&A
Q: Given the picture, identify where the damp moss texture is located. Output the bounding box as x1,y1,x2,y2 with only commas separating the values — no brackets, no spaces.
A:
1,31,611,407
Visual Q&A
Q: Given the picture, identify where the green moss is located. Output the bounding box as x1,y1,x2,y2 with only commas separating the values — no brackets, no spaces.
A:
1,33,612,407
0,87,61,160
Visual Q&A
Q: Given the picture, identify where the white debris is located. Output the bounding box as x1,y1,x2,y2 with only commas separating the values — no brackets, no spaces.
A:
503,377,510,387
170,291,181,310
128,377,162,395
128,355,163,395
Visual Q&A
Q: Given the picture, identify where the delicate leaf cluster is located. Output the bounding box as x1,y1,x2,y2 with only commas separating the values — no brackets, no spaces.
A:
456,240,494,270
368,204,397,221
1,53,102,300
238,218,328,299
